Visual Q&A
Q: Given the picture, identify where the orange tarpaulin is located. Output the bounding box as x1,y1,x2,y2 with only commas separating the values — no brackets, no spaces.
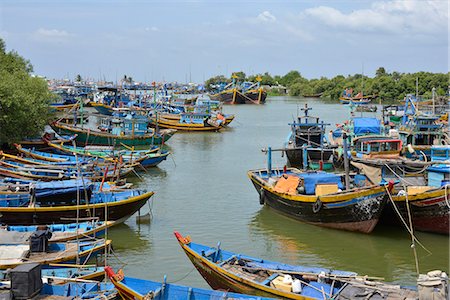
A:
273,175,300,195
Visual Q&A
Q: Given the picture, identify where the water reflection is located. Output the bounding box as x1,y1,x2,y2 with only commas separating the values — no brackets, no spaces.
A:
249,206,448,285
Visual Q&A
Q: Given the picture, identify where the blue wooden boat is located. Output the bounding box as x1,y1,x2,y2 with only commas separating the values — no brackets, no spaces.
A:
105,267,275,300
48,142,169,167
1,266,106,283
174,232,420,299
40,281,116,298
0,238,111,269
0,178,92,204
0,182,154,225
0,150,81,166
15,144,88,163
0,159,133,181
0,221,115,243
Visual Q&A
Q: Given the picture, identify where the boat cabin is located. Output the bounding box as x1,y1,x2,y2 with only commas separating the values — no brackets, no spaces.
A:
180,113,207,124
353,136,402,158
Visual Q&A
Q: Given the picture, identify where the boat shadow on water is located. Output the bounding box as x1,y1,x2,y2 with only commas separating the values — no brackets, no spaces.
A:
107,222,152,253
248,206,449,286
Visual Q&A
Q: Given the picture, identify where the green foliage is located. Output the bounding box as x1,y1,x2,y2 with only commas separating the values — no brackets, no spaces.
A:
0,38,54,145
205,67,449,101
75,74,82,82
204,75,231,90
231,71,246,81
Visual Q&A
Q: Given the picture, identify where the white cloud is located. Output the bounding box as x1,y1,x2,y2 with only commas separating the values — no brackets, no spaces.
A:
145,26,159,32
35,28,70,38
303,0,447,35
257,11,276,23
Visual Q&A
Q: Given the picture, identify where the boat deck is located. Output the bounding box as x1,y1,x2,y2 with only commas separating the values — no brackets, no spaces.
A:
222,262,270,283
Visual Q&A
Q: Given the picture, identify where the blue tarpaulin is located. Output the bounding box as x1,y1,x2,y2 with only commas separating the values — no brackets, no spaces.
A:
298,172,343,195
353,117,381,135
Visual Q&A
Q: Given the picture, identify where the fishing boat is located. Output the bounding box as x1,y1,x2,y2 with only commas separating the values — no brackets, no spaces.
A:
0,158,134,181
1,265,106,285
339,88,376,105
0,184,153,225
0,221,115,243
15,144,88,163
248,167,388,233
284,104,335,170
398,115,446,159
330,117,384,147
47,142,169,167
40,281,116,299
51,121,176,146
157,97,235,126
18,132,76,150
174,232,421,299
0,238,111,269
355,104,377,112
383,95,448,159
105,267,276,300
209,77,266,105
150,113,226,131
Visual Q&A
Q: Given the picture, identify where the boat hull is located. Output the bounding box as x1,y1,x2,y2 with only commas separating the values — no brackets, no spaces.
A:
209,89,266,104
381,187,449,234
248,171,386,233
52,123,175,146
182,248,278,298
150,118,224,131
0,192,153,225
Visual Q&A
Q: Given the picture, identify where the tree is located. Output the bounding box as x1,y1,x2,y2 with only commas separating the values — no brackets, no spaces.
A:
279,70,302,87
204,75,230,91
0,38,54,145
231,71,246,81
75,74,82,82
375,67,387,77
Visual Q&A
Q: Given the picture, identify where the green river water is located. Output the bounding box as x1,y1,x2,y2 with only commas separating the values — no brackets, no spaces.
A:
104,96,448,288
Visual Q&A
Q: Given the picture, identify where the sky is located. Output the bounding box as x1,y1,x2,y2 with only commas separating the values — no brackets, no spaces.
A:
0,0,448,83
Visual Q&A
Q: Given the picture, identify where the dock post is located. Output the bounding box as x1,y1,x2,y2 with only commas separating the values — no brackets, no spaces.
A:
343,133,350,190
267,146,272,177
302,144,308,170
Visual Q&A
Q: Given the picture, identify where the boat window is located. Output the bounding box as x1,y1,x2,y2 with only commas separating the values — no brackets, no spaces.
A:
362,143,368,153
370,143,380,152
388,142,399,151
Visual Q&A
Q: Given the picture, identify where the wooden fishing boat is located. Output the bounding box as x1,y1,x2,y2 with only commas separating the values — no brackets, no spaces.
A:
0,150,80,166
0,187,153,225
1,265,106,285
159,111,235,126
40,281,116,299
339,89,376,105
0,238,111,269
15,144,86,163
248,167,388,233
47,142,169,167
150,113,225,131
355,105,377,112
174,232,420,299
18,134,76,150
376,162,450,235
42,266,106,283
105,267,275,300
384,184,450,235
284,104,335,170
51,122,176,146
0,159,134,181
210,88,266,104
0,221,115,243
